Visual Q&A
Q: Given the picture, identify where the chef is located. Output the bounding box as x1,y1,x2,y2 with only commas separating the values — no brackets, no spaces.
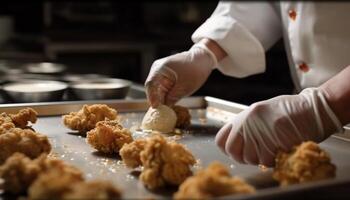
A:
144,2,350,166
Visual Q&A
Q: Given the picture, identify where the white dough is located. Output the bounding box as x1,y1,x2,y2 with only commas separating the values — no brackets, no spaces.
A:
141,105,177,133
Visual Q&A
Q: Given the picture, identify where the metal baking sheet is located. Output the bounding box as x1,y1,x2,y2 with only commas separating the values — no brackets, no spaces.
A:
1,96,350,199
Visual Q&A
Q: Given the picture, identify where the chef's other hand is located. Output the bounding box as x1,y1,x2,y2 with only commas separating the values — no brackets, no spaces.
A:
145,42,218,107
215,87,344,167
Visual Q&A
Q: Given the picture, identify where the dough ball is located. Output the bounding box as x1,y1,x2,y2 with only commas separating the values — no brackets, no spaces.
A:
141,105,177,133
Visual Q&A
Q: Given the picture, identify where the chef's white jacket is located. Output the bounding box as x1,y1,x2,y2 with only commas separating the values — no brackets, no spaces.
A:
192,2,350,91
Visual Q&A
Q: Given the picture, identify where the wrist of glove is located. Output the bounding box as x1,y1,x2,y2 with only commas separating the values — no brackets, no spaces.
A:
215,87,344,167
145,43,217,107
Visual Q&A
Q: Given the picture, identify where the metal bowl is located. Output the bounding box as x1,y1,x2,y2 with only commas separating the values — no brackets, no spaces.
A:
69,78,131,100
2,73,60,83
24,62,67,75
2,80,68,103
61,73,109,83
0,60,25,75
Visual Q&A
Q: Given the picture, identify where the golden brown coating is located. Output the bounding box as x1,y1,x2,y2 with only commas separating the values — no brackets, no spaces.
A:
63,104,118,133
0,108,38,135
0,113,15,134
120,134,195,189
0,128,51,164
174,162,255,199
86,120,133,154
0,153,42,194
0,153,83,194
9,108,38,129
28,168,84,200
63,180,122,199
120,139,147,168
39,157,84,181
172,105,191,128
273,141,336,186
139,134,196,189
155,138,196,185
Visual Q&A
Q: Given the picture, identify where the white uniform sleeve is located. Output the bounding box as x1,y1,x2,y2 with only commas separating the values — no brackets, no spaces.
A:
192,2,282,78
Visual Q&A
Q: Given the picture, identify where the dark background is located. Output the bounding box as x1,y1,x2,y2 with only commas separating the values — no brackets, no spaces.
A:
0,1,294,105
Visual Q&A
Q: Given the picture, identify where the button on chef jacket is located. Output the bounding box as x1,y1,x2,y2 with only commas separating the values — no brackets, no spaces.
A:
192,2,350,92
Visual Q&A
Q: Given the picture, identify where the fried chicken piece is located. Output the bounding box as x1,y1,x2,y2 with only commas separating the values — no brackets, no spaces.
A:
63,104,118,133
0,153,83,194
272,141,336,186
0,153,42,194
156,138,196,185
63,180,122,199
0,108,38,134
28,168,84,200
172,105,191,128
174,162,255,199
0,128,51,164
120,139,147,168
38,157,84,181
140,134,196,189
120,134,195,189
0,113,15,134
86,120,133,154
9,108,38,129
29,174,120,200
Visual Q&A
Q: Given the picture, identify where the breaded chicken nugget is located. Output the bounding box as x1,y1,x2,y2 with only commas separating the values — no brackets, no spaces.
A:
86,120,133,154
63,104,117,133
174,162,255,199
273,141,336,186
0,128,51,164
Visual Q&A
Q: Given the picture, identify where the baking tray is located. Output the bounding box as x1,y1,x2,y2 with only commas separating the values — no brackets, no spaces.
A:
0,96,350,199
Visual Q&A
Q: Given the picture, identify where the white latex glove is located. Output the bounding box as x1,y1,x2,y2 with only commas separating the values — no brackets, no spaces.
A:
215,88,344,167
145,43,217,107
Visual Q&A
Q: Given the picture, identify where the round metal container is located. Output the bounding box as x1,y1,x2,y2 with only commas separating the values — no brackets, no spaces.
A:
2,73,60,83
0,60,25,75
69,78,131,100
2,80,68,103
24,62,67,75
61,73,109,83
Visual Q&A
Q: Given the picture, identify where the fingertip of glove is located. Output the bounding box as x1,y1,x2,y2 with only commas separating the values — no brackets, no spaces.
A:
225,134,245,164
215,123,232,148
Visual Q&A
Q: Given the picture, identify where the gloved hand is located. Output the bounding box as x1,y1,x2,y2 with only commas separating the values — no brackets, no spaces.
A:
145,42,217,107
215,87,344,167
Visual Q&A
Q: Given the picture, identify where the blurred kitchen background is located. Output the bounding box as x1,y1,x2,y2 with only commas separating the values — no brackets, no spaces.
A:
0,1,294,104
